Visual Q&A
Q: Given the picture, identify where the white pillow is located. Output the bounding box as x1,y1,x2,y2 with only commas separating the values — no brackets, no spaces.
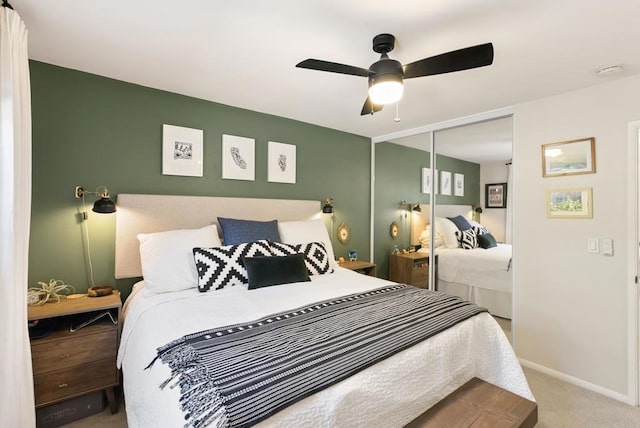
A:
278,219,338,268
137,225,221,294
434,217,460,249
419,226,444,249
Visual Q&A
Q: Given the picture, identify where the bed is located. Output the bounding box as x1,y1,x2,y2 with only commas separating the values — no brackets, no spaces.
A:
115,194,530,427
411,205,513,319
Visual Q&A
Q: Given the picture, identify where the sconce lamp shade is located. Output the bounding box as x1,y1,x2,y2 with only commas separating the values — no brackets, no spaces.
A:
322,198,334,214
76,185,116,214
93,196,117,214
401,201,421,212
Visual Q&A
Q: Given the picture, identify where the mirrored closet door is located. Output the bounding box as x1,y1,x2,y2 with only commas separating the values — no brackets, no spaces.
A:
372,114,513,337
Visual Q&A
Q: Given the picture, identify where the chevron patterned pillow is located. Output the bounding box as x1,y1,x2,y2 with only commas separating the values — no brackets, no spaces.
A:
471,225,490,236
193,240,272,292
455,229,479,250
269,241,334,275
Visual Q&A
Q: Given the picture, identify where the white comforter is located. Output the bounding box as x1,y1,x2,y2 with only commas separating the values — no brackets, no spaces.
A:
118,267,532,427
428,244,512,293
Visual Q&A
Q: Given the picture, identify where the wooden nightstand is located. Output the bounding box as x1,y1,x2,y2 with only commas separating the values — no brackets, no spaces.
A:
28,293,122,415
338,260,377,277
389,252,438,289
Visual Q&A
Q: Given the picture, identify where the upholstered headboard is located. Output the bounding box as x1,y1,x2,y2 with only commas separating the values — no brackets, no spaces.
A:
410,204,473,245
114,194,321,279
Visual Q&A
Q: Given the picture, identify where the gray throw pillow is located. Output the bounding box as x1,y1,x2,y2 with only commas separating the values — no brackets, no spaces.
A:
217,217,280,245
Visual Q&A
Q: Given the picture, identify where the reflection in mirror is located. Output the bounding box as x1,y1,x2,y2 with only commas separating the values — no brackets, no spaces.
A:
373,115,512,340
373,134,432,281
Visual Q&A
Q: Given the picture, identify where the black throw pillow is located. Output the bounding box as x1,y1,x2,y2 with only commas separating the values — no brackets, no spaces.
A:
244,254,310,289
477,232,498,249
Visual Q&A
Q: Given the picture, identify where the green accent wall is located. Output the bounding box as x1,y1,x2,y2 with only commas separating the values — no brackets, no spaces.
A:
29,61,371,299
373,142,480,278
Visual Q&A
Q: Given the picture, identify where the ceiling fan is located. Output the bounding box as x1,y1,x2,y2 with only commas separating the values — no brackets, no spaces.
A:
296,34,494,115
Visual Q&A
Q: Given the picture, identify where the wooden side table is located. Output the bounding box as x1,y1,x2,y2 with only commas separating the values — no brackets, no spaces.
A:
388,252,438,289
338,260,377,277
28,293,122,414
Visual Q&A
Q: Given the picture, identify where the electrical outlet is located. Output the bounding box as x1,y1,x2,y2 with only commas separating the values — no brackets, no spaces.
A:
75,186,84,198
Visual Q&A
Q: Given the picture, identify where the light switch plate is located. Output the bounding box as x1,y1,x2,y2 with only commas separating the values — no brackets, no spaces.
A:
602,238,614,256
587,238,599,254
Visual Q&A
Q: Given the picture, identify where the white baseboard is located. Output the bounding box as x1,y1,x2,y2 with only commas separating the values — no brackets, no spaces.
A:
519,358,631,404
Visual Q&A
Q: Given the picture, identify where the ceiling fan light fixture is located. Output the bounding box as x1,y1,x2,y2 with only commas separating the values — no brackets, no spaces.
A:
297,34,493,115
368,75,404,105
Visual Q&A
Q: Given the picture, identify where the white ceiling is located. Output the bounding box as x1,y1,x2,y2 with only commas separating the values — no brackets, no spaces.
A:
15,0,640,143
390,116,513,163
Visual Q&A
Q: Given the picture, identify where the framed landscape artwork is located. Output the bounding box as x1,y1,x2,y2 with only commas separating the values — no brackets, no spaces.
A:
542,137,595,177
546,187,593,219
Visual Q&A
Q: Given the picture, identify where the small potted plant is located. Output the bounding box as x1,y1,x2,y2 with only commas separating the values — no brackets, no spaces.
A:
28,279,75,305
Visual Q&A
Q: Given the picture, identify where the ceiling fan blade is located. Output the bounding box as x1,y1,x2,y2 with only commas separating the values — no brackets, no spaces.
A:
296,59,370,77
402,43,494,79
361,97,384,116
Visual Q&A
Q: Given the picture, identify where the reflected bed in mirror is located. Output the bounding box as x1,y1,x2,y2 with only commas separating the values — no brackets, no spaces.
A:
410,204,473,245
411,204,512,319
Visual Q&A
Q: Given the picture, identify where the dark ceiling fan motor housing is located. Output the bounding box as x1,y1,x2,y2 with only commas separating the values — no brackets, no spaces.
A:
296,33,494,115
369,34,403,88
372,33,395,54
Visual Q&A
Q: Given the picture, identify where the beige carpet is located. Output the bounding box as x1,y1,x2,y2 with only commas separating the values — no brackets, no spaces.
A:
524,367,640,427
63,367,640,427
62,312,636,428
63,318,640,427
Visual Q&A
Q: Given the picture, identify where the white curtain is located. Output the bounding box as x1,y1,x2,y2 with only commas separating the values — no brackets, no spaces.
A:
0,5,35,427
505,162,513,244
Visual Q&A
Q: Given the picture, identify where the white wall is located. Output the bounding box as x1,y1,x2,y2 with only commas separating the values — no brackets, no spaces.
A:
513,73,640,400
480,161,509,242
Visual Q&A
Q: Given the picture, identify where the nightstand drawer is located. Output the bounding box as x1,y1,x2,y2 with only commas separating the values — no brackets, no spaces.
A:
28,293,122,414
34,358,117,407
31,329,117,374
410,268,428,288
389,253,437,290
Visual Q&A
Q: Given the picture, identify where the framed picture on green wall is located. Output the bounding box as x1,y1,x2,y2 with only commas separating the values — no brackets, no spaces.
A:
222,134,255,181
440,171,452,195
421,168,438,194
454,173,464,197
162,124,203,177
268,141,296,184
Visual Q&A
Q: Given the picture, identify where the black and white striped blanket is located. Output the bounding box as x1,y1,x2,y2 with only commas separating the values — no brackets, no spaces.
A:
149,284,487,428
